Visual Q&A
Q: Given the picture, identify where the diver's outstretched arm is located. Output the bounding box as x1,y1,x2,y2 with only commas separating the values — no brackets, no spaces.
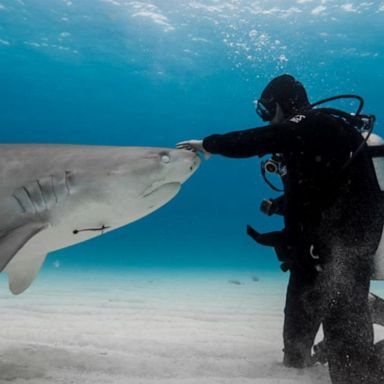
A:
176,140,211,159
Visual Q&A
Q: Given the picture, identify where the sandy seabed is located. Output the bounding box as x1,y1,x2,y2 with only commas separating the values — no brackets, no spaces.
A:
0,269,383,384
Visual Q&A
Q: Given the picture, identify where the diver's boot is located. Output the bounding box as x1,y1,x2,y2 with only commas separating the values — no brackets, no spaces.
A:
283,348,315,368
366,340,384,384
313,340,328,364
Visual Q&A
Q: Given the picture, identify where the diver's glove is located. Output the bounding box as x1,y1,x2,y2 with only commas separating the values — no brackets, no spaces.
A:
260,199,275,216
176,140,211,159
260,196,285,216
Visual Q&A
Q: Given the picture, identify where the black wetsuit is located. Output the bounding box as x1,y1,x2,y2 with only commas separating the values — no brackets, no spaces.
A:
202,109,384,384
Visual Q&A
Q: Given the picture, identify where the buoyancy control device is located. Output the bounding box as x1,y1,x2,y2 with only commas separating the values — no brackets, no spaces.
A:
252,94,384,278
310,96,384,279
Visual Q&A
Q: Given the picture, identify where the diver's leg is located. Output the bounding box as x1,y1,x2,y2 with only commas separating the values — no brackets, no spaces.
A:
321,244,376,384
370,341,384,384
369,293,384,326
283,265,322,367
369,295,384,383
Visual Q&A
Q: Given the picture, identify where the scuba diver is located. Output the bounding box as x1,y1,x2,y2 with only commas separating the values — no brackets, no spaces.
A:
177,74,384,384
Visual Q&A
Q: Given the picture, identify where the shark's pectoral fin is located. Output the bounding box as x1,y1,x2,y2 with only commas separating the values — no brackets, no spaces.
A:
0,222,47,272
0,222,48,292
5,253,48,295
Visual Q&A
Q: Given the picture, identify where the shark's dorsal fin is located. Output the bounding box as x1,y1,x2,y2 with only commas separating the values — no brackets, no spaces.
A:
5,253,48,295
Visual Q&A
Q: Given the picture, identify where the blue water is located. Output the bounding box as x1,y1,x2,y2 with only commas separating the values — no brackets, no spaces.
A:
0,0,384,273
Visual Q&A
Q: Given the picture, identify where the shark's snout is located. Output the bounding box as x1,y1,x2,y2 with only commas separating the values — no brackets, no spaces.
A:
134,148,200,200
168,148,200,183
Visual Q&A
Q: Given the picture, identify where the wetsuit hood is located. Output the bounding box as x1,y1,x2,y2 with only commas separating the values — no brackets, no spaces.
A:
258,74,310,120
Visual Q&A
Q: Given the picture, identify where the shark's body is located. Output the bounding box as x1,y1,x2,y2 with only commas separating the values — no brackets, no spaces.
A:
0,144,200,294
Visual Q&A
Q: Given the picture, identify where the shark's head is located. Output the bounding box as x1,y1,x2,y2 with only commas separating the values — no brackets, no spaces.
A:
93,147,201,220
133,147,200,198
145,147,200,186
2,145,201,228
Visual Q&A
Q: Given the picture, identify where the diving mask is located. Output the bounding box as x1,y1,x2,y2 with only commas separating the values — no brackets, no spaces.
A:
255,98,277,122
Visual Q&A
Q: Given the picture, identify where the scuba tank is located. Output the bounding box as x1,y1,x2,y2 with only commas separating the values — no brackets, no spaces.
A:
297,95,384,280
368,132,384,279
365,132,384,192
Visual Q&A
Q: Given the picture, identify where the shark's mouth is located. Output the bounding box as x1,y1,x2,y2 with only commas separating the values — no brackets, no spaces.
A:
142,182,181,199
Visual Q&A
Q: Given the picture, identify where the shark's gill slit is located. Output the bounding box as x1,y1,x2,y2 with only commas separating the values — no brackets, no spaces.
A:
22,186,37,213
50,175,58,203
12,193,27,213
64,171,72,194
35,179,47,209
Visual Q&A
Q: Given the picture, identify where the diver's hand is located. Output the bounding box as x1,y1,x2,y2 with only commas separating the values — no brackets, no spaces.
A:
176,139,211,159
176,139,203,151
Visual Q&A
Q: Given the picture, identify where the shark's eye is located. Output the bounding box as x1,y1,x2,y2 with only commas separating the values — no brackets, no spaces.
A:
161,155,170,164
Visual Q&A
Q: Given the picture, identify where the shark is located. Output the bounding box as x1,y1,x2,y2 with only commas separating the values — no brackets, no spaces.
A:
0,144,200,295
